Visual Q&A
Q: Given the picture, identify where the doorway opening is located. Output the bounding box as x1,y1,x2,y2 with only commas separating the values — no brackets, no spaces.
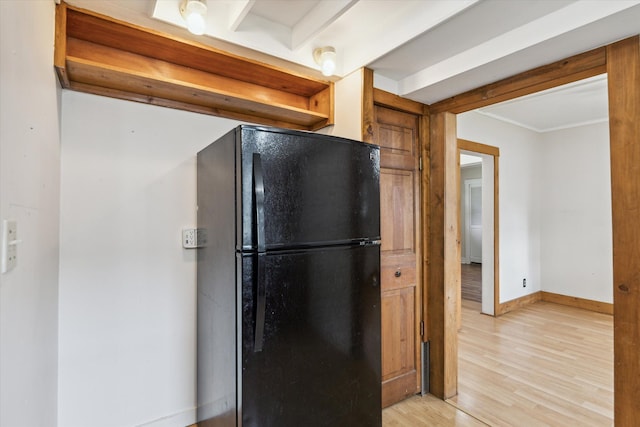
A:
460,156,483,312
449,75,614,425
458,141,499,317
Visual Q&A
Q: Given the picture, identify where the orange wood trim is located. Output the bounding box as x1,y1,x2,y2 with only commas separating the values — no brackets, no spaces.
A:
431,46,607,114
539,291,613,315
457,139,500,157
309,85,335,129
66,38,312,111
607,35,640,425
373,89,424,115
362,68,375,143
420,113,430,342
54,2,69,87
382,369,418,408
68,81,313,131
443,113,460,399
493,156,500,318
427,112,458,399
496,291,542,316
455,142,462,331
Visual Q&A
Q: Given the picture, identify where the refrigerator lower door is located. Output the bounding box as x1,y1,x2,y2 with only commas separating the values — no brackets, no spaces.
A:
240,244,381,427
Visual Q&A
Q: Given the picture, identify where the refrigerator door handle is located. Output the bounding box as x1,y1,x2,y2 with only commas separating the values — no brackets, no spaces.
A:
253,153,266,352
254,254,266,352
253,153,266,252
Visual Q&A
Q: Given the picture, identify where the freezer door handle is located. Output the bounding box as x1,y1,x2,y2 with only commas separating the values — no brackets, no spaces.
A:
253,153,266,253
253,153,266,352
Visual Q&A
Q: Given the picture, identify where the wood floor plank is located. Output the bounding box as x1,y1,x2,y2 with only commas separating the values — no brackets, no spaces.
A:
383,394,487,426
450,300,613,426
461,263,482,303
383,299,612,426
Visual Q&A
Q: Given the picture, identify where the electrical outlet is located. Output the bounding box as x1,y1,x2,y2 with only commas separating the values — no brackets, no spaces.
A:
183,228,198,249
522,278,527,287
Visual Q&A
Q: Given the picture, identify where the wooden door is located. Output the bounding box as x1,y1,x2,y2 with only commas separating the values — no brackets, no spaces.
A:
374,105,422,408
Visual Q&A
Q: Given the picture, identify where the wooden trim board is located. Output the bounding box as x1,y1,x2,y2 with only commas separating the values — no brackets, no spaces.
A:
427,112,459,400
496,291,613,316
540,291,613,315
430,46,606,114
606,35,640,425
496,292,542,316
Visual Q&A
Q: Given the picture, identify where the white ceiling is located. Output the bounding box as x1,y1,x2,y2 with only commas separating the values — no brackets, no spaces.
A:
477,74,609,132
65,0,640,131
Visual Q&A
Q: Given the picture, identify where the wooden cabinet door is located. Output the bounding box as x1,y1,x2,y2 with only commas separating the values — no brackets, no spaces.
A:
374,105,422,408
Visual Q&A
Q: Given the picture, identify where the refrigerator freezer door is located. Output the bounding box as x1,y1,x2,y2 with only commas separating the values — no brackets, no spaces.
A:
238,126,380,251
240,244,381,427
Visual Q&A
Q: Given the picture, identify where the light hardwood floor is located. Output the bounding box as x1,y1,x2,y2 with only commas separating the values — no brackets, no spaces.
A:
383,393,487,426
383,300,613,426
461,263,482,303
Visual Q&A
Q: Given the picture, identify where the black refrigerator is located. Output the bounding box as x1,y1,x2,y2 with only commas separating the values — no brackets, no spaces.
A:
196,125,381,427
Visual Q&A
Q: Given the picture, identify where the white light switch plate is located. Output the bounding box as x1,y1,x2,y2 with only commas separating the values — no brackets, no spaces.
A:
1,220,18,273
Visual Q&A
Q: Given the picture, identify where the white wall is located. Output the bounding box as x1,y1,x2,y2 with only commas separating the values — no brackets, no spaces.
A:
59,91,241,427
319,68,363,141
0,1,61,425
458,111,613,305
458,111,542,303
539,122,613,303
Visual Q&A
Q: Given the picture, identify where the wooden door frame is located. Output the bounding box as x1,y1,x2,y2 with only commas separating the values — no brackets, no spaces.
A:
362,68,429,397
427,36,640,424
458,140,500,318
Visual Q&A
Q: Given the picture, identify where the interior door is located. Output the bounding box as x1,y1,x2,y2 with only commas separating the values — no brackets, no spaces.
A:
374,105,422,408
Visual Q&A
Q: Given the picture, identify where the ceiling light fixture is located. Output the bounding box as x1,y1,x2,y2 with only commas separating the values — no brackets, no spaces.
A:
180,0,207,36
313,47,337,77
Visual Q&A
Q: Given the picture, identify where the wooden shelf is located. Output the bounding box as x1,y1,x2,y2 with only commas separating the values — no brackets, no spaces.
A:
54,3,333,131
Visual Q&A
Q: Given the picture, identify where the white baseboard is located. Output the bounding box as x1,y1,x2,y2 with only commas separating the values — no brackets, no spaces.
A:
136,407,196,427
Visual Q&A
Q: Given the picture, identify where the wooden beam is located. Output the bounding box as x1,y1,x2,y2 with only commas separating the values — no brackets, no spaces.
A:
373,89,424,115
607,35,640,425
362,68,375,143
427,112,458,399
431,46,606,114
54,2,69,87
457,139,499,157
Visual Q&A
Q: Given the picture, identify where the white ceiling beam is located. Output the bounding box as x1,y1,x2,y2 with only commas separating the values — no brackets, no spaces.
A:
291,0,358,50
339,0,479,76
398,0,640,97
228,0,257,32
